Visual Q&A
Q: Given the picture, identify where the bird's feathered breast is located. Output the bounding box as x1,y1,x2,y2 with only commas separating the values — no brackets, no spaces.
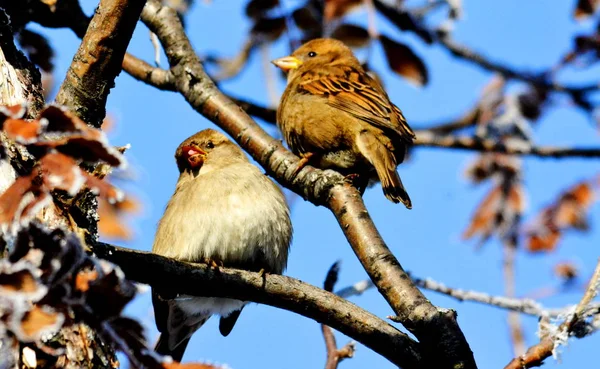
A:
152,162,291,273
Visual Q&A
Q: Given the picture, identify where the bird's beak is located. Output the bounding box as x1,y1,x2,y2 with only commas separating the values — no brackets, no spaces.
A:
181,145,207,169
271,56,303,71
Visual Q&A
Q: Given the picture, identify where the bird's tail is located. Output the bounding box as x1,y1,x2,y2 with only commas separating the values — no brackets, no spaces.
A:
357,131,412,209
154,314,210,362
155,335,191,363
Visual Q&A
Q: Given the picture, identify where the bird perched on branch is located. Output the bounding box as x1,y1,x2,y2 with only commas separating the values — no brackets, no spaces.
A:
272,38,415,208
151,129,292,361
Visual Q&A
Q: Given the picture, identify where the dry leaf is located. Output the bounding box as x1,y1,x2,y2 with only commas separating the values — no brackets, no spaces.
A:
75,270,99,292
574,0,600,19
292,6,320,31
527,229,561,252
98,196,140,240
331,24,370,48
554,261,579,281
251,16,286,42
19,306,63,341
379,35,428,86
245,0,279,19
463,183,525,244
18,29,54,72
525,179,597,253
324,0,362,21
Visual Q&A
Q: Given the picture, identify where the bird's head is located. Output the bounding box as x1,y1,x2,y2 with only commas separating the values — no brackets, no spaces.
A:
271,38,359,80
175,129,245,174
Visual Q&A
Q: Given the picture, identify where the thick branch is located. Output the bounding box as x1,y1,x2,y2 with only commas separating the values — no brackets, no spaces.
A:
54,0,147,128
414,131,600,158
0,9,44,116
89,242,422,368
139,2,476,368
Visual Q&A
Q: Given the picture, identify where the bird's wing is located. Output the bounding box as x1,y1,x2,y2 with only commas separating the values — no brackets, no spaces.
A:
297,66,415,143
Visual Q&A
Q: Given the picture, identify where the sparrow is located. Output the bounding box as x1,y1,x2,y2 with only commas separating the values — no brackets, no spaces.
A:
272,38,415,208
151,129,292,361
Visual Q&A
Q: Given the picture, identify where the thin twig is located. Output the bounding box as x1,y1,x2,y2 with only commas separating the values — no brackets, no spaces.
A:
414,131,600,158
504,258,600,369
337,275,600,318
503,242,526,357
322,263,355,369
372,0,600,99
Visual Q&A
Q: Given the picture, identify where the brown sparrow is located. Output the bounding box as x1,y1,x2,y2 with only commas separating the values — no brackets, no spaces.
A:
152,129,292,361
272,38,415,208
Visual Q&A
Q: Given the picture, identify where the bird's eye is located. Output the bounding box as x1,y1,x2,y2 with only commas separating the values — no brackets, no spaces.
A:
308,51,317,57
206,141,214,149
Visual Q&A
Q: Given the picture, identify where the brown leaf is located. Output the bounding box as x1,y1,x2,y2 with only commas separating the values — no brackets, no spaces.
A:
462,186,501,240
3,118,42,143
36,105,125,167
292,6,320,31
75,270,98,292
0,268,40,293
464,153,520,184
525,179,596,253
18,29,54,72
245,0,279,19
39,153,86,196
251,16,286,42
331,24,370,48
554,261,579,281
527,229,561,252
463,183,525,244
379,35,428,86
324,0,362,21
84,174,124,203
568,182,595,208
574,0,600,19
0,174,48,229
18,305,63,341
98,198,132,240
0,104,27,123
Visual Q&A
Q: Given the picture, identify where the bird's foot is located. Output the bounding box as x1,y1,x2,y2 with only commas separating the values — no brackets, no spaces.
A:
203,258,222,269
291,152,315,179
344,173,367,195
344,173,360,183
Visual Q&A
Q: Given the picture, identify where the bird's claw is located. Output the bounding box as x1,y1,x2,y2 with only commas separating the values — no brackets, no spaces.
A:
204,258,222,269
291,153,315,179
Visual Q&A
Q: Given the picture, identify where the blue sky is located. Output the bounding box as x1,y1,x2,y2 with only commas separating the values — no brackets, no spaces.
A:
35,1,599,368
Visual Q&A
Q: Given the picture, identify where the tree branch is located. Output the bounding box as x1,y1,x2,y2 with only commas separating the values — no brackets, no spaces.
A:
54,0,147,128
139,1,476,368
338,275,600,319
122,53,176,91
88,242,421,368
414,131,600,158
321,263,355,369
0,9,44,116
372,0,600,98
504,258,600,369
